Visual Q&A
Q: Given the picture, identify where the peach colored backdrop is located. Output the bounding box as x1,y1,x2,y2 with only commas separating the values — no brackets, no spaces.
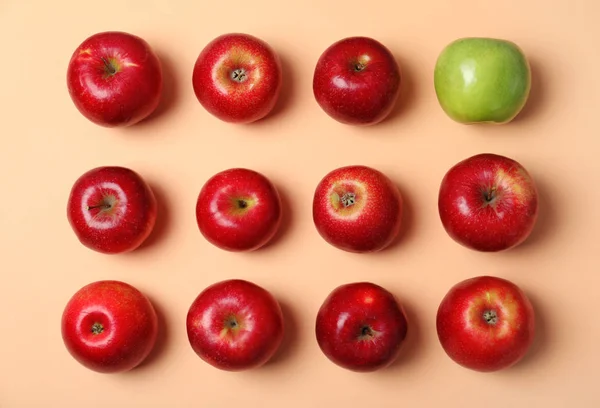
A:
1,0,598,406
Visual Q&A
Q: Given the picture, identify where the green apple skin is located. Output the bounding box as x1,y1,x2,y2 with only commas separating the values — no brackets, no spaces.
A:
434,38,531,124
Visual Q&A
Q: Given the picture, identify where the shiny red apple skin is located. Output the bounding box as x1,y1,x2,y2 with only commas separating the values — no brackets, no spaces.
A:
196,168,282,252
315,282,408,372
67,31,163,127
61,280,158,373
192,33,282,123
438,153,538,252
312,165,403,253
186,279,284,371
436,275,535,372
313,36,401,125
67,166,157,254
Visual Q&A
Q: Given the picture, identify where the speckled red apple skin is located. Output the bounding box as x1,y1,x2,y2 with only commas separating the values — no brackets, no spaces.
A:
316,282,408,372
312,165,403,253
436,276,535,372
438,153,538,252
313,36,401,125
192,33,282,123
61,280,158,373
196,168,282,252
186,279,284,371
66,166,157,254
67,31,163,127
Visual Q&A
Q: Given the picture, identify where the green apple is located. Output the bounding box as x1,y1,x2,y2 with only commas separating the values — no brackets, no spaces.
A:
434,37,531,124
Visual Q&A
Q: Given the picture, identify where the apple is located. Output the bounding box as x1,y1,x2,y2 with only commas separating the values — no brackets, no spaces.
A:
315,282,408,372
196,168,282,252
67,166,157,254
312,36,401,125
434,37,531,124
438,153,538,252
436,275,535,372
186,279,284,371
312,165,403,252
67,31,163,127
61,280,158,373
192,33,282,123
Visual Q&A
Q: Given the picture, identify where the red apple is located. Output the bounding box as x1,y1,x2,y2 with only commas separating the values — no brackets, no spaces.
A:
312,165,402,253
67,166,157,254
313,36,401,125
61,280,158,373
436,275,535,372
438,153,538,252
186,279,284,371
315,282,408,372
192,33,282,123
196,168,282,252
67,31,163,127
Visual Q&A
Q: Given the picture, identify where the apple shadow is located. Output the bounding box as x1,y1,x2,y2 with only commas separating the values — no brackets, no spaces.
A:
251,52,296,125
130,51,180,128
387,299,425,371
136,182,173,252
135,295,170,371
512,177,556,251
504,291,549,372
381,183,416,252
512,59,545,123
253,182,294,252
263,300,301,368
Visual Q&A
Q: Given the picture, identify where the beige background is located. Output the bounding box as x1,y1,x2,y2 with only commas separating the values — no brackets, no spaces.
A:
1,0,599,406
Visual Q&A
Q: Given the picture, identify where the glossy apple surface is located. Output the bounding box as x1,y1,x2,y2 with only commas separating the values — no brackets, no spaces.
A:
61,280,158,373
196,168,282,252
436,275,535,372
438,153,538,252
313,165,402,252
67,31,163,127
315,282,408,372
67,166,157,254
192,33,282,123
434,37,531,124
186,279,284,371
313,36,401,125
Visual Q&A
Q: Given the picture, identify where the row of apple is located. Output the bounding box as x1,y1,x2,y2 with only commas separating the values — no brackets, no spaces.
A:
67,31,531,127
67,152,538,254
61,274,535,374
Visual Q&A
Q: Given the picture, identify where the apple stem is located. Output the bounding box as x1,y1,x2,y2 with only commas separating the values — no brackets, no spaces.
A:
483,310,498,325
237,200,248,209
86,203,112,211
354,63,365,72
101,57,117,75
91,322,104,335
340,193,356,208
484,188,497,203
231,68,247,83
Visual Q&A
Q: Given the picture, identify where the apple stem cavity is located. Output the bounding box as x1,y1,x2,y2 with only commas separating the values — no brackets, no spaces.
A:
230,68,248,83
91,322,104,335
340,192,356,208
101,57,117,76
359,325,375,340
237,199,248,209
484,188,497,203
483,310,498,325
